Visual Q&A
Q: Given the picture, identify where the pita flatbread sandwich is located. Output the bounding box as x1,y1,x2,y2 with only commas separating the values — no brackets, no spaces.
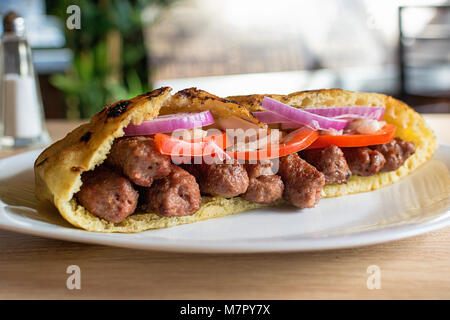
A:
34,87,437,232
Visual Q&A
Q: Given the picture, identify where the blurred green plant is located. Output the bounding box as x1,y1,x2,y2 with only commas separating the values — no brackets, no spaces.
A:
47,0,176,118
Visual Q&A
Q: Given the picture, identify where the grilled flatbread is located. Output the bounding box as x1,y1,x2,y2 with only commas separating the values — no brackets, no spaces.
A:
34,88,437,232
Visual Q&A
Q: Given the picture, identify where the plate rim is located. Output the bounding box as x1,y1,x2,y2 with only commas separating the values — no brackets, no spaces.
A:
0,145,449,253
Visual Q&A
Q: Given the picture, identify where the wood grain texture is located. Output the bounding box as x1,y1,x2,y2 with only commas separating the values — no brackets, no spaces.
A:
0,116,449,299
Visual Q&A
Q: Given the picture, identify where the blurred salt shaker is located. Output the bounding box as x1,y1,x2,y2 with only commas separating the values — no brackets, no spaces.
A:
0,11,50,148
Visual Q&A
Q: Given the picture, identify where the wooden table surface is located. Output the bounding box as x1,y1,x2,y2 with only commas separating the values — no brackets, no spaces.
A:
0,115,449,299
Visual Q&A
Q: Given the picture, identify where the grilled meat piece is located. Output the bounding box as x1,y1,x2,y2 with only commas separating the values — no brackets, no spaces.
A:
75,166,138,223
300,145,351,184
242,162,284,204
106,136,171,187
370,138,415,172
141,165,201,217
342,147,386,177
183,161,249,198
278,153,325,208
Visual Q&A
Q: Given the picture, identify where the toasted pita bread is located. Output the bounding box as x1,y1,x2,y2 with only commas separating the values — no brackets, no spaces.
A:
34,88,437,232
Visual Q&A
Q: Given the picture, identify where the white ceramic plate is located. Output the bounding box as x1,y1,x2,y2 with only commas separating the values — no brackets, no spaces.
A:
0,146,449,253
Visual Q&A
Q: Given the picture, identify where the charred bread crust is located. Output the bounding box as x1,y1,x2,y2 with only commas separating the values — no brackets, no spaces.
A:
160,87,265,127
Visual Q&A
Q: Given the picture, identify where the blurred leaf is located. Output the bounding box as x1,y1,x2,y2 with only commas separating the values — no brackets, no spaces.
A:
126,69,148,97
50,73,80,94
47,0,177,119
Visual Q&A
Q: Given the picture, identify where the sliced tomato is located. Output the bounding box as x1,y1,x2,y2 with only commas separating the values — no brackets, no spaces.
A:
307,124,396,149
154,131,229,157
185,131,229,148
228,129,319,161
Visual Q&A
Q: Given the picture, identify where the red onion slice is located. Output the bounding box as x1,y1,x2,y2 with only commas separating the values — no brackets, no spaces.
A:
254,105,385,126
124,111,214,136
303,106,385,120
252,111,290,124
262,97,348,131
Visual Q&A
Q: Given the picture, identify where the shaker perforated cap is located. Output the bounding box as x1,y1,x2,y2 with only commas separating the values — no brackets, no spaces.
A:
3,11,25,35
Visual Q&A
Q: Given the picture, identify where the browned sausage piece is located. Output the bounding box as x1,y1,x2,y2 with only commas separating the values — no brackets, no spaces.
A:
75,166,138,223
242,162,284,204
342,147,386,177
184,161,249,198
370,138,415,172
278,153,325,208
105,136,171,187
141,165,201,217
299,145,352,184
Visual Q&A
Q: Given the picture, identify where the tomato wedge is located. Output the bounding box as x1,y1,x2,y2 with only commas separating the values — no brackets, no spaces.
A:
154,131,229,157
307,124,396,149
228,129,319,160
